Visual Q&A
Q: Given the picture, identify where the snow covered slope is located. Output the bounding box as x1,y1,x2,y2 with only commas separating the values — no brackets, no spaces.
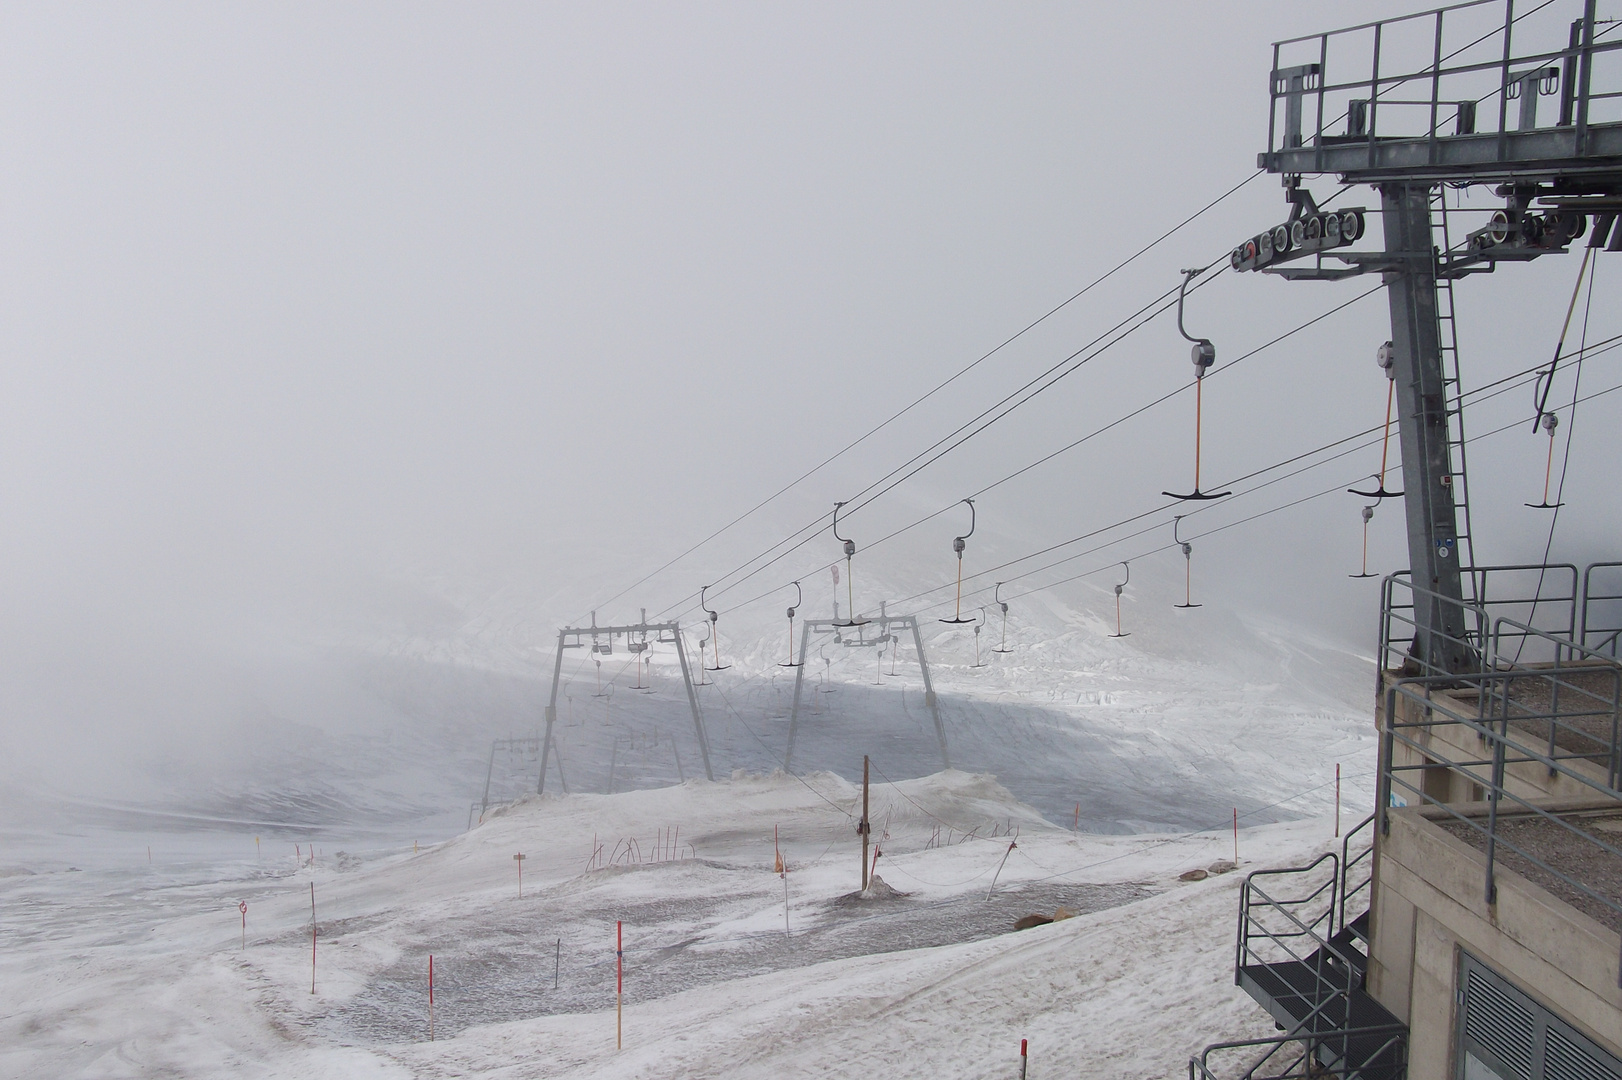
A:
0,769,1374,1079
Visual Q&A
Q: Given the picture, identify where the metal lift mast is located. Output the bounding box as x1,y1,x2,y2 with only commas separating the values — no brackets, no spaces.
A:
540,612,714,793
1234,0,1622,672
783,611,948,773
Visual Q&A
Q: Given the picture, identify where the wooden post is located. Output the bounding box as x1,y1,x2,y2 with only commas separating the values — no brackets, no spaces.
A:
514,853,526,899
860,755,871,890
616,920,623,1049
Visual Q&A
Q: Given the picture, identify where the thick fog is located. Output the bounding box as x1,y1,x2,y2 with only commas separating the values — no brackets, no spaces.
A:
2,3,1618,813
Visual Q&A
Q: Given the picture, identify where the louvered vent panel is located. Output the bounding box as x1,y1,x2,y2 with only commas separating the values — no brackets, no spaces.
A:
1545,1027,1622,1080
1465,969,1535,1080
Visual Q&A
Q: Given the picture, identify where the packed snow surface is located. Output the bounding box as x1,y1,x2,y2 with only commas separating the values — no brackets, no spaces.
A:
2,766,1377,1079
1,586,1380,1078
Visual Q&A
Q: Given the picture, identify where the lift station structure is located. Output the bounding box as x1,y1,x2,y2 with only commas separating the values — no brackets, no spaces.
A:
1192,3,1622,1079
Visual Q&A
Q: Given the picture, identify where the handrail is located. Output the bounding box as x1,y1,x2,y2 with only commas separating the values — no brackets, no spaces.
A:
1338,812,1378,935
1380,565,1581,676
1238,854,1379,1043
1265,0,1621,167
1381,677,1622,985
1190,1026,1408,1080
1581,561,1622,659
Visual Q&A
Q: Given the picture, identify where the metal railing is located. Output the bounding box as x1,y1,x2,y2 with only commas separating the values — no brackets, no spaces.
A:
1339,812,1378,936
1267,0,1622,168
1582,561,1622,659
1380,672,1622,985
1216,853,1407,1079
1379,565,1579,676
1190,1027,1407,1080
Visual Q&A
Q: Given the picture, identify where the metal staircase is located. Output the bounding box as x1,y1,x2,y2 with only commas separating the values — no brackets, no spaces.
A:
1192,814,1407,1080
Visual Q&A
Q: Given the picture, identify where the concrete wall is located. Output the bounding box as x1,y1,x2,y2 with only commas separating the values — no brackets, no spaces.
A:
1368,804,1622,1078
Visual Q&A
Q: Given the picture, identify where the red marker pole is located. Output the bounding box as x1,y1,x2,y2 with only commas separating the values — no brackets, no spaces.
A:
1020,1038,1029,1079
616,921,623,1049
239,900,247,950
428,954,435,1041
1335,763,1342,838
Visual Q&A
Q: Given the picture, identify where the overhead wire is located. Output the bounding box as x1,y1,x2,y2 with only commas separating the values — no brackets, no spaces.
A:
589,173,1266,625
711,280,1387,618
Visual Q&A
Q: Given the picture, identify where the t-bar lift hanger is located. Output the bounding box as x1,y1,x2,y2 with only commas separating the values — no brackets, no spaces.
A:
1349,342,1404,499
1163,268,1232,501
1109,561,1132,637
831,502,868,627
1173,515,1202,609
700,585,730,671
992,582,1014,654
941,498,978,624
1349,504,1379,578
780,581,803,667
1525,411,1564,509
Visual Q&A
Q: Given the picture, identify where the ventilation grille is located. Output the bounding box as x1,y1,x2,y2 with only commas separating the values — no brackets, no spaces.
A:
1465,968,1534,1080
1546,1027,1622,1080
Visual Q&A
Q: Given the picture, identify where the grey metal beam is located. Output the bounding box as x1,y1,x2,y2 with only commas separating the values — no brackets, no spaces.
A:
538,629,568,795
672,624,714,781
1381,184,1475,673
1261,121,1622,185
782,617,812,773
907,615,950,770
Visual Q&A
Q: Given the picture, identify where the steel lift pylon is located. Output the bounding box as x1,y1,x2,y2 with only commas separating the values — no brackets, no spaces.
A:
540,612,713,794
782,611,948,773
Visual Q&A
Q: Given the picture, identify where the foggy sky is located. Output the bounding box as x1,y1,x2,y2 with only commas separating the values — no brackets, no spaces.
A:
3,3,1618,801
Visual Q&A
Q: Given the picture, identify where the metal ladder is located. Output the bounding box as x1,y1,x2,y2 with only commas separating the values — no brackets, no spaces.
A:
1431,186,1480,611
